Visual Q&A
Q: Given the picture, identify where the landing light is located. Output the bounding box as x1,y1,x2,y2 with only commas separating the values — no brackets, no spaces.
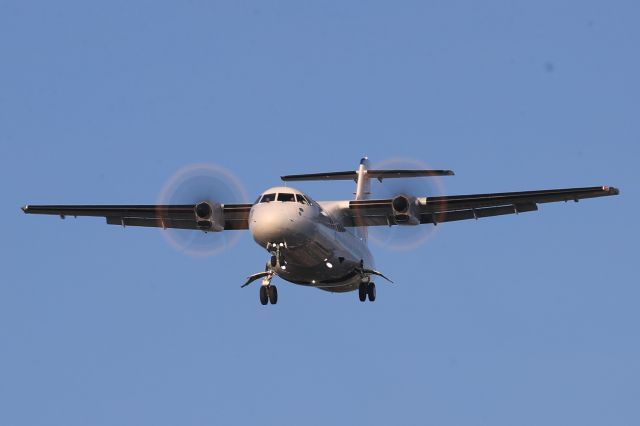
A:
325,262,333,268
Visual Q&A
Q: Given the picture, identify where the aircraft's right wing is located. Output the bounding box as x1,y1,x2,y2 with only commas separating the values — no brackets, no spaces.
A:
21,203,252,230
335,186,619,227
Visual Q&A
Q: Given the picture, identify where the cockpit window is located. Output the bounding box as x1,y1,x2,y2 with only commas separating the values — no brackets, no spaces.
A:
277,192,296,202
254,196,261,204
295,194,308,204
260,193,276,203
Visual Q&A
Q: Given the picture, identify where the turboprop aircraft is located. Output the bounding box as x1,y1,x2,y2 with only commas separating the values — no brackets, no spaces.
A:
22,158,619,305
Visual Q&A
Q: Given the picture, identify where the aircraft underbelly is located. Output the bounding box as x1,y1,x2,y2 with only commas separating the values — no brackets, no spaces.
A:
276,224,374,292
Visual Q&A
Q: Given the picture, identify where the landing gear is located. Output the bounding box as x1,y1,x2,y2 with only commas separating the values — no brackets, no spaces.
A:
270,252,285,268
268,285,278,304
359,283,367,302
259,286,269,305
259,284,278,305
367,282,376,302
257,272,278,306
249,249,284,306
358,282,376,302
269,243,285,268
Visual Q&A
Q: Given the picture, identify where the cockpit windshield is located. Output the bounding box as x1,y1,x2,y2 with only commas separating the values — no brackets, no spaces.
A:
277,193,296,202
260,193,276,203
259,192,311,204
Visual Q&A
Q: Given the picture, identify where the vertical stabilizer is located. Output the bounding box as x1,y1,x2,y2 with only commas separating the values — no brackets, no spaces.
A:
355,157,370,201
354,157,370,241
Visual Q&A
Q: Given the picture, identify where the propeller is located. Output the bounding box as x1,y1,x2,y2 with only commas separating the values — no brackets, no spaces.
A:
367,157,449,251
157,163,249,257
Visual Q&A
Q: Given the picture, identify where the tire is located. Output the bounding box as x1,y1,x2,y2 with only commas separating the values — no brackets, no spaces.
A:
367,282,376,302
268,285,278,305
259,286,269,305
358,283,367,302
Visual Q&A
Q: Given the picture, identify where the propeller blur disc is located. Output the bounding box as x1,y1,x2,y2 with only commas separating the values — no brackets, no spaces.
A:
367,157,448,251
157,163,248,257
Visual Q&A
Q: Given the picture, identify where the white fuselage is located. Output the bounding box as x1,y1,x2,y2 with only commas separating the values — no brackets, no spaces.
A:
249,186,374,292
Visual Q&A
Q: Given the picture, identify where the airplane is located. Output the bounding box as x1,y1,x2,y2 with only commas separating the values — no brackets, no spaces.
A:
21,157,619,305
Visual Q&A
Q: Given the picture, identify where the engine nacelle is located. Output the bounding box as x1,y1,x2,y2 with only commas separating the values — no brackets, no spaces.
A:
194,201,224,232
391,195,420,225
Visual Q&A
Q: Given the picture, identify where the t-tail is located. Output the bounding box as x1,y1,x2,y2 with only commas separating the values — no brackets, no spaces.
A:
281,157,455,242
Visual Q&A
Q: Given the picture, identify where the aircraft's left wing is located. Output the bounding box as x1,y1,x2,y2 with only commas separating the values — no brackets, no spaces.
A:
21,204,252,230
326,186,619,227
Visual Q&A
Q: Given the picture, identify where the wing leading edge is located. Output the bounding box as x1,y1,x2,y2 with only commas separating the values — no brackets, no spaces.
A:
342,186,619,227
21,204,252,230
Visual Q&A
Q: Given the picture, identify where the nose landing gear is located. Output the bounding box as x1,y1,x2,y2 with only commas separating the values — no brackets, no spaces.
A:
259,275,278,305
268,285,278,304
268,243,286,269
259,284,278,305
358,282,376,302
243,253,281,306
270,253,285,268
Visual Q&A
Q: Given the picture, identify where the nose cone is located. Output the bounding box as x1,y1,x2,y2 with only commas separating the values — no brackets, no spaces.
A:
250,204,313,246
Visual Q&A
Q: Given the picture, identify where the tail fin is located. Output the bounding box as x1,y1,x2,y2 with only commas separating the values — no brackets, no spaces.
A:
354,158,371,241
354,157,371,201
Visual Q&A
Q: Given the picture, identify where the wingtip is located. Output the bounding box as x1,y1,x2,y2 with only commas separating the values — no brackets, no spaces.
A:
603,186,620,195
21,205,29,213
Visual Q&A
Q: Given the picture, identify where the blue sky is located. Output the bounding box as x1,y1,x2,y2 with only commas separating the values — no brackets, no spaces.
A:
1,1,638,425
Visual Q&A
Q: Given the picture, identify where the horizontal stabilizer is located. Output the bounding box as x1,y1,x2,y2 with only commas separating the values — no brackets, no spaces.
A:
281,171,357,181
281,169,454,182
367,169,454,180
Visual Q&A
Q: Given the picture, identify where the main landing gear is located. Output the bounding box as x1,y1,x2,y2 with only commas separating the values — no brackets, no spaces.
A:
358,282,376,302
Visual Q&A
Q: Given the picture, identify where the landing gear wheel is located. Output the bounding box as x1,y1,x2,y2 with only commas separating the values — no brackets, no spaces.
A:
358,283,367,302
259,286,269,305
268,285,278,304
367,282,376,302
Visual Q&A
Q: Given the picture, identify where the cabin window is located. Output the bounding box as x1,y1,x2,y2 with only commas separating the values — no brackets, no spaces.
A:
277,193,296,202
260,193,276,203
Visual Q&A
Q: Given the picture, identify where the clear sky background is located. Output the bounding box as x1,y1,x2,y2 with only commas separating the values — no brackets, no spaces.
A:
1,1,638,425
